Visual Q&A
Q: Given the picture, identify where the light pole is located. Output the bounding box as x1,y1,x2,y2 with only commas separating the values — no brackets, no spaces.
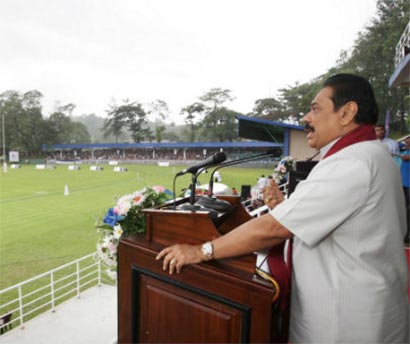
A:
2,113,6,173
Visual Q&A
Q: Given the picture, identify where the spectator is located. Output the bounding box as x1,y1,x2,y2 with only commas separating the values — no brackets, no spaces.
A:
400,135,410,244
256,174,268,189
375,124,400,165
214,171,222,182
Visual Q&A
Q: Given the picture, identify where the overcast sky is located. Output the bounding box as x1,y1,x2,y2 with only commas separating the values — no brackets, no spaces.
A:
0,0,377,124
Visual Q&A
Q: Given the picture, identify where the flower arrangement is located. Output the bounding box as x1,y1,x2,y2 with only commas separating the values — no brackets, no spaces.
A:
96,185,171,279
272,156,296,184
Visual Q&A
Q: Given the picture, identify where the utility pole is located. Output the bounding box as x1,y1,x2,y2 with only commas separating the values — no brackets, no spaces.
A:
2,113,6,173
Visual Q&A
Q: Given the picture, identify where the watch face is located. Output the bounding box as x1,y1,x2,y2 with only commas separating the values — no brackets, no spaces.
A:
202,242,213,257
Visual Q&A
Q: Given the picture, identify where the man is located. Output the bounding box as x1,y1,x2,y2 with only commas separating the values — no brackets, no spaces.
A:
400,135,410,243
375,124,400,163
156,74,409,343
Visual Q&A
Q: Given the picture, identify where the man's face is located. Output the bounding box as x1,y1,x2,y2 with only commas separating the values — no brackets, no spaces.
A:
301,87,345,150
375,126,385,140
405,137,410,148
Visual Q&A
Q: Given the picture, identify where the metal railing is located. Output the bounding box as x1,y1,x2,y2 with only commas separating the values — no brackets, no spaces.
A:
0,252,113,333
243,181,289,218
394,20,410,67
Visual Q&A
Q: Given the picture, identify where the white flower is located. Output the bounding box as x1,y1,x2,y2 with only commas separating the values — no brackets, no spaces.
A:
102,234,113,247
115,198,132,215
96,185,169,282
113,225,123,239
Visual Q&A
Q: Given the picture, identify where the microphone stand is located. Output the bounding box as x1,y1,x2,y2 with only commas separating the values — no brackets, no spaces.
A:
208,151,278,196
194,151,279,212
189,171,199,206
175,168,206,211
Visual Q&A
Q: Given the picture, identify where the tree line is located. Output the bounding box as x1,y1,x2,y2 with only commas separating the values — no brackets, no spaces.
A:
0,0,408,157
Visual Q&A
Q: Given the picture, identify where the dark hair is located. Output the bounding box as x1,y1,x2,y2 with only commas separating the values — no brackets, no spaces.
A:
323,74,378,124
374,124,385,131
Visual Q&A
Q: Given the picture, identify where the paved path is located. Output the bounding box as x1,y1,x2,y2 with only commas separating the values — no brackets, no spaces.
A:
0,284,117,344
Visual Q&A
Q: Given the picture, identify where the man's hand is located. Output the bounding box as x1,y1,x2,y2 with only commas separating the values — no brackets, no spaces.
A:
263,179,284,209
156,244,204,275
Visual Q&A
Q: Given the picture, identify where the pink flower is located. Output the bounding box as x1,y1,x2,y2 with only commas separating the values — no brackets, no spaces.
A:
132,191,144,206
152,185,165,193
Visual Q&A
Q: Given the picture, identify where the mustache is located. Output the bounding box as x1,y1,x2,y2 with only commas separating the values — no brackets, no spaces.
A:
304,123,315,132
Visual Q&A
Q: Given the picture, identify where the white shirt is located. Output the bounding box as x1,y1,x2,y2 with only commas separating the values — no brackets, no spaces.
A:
256,177,268,189
214,171,222,182
270,140,408,343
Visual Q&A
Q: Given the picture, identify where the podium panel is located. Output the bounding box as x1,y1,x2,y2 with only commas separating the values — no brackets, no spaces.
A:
136,270,248,343
118,196,281,343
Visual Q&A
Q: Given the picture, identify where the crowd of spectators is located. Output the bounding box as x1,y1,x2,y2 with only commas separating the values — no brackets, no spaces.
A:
46,147,271,163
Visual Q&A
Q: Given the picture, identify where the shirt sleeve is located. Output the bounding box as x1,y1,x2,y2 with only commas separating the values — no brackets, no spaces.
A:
270,156,370,247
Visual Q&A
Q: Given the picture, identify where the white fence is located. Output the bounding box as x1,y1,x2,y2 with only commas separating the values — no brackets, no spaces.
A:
0,253,113,333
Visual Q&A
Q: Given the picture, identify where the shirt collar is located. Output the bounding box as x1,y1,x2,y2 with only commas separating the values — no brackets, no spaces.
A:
320,138,340,159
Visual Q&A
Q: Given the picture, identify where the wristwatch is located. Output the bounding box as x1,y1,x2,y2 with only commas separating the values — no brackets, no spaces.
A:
201,241,214,260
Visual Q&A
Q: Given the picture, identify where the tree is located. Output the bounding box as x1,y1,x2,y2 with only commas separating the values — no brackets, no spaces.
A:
161,130,180,142
67,122,91,143
48,112,72,143
263,0,409,132
147,99,170,142
147,99,170,122
119,100,151,143
103,99,152,143
253,97,284,121
200,108,240,142
47,104,91,144
154,125,166,143
0,90,49,156
338,0,409,131
180,102,205,142
103,103,128,143
278,80,322,123
199,88,234,111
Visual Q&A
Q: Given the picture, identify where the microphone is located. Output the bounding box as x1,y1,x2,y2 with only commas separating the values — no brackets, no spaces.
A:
176,152,227,176
195,148,281,211
208,148,281,196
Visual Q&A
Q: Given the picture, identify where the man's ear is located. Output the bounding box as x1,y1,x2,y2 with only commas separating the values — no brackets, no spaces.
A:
339,101,358,126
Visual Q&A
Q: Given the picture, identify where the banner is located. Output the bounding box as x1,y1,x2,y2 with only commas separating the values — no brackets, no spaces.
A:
9,151,19,162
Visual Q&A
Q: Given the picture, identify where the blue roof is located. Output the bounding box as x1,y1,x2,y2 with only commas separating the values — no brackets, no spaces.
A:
42,141,282,151
236,115,304,131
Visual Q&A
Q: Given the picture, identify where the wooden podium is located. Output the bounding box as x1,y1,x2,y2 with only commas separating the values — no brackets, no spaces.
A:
118,196,281,343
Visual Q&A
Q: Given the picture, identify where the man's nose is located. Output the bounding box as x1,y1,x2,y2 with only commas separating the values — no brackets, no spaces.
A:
301,112,310,124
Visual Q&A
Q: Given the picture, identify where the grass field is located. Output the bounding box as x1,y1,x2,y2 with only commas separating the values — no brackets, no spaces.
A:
0,162,273,289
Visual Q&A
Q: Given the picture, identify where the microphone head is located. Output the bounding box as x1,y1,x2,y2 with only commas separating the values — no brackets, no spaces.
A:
213,152,227,164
